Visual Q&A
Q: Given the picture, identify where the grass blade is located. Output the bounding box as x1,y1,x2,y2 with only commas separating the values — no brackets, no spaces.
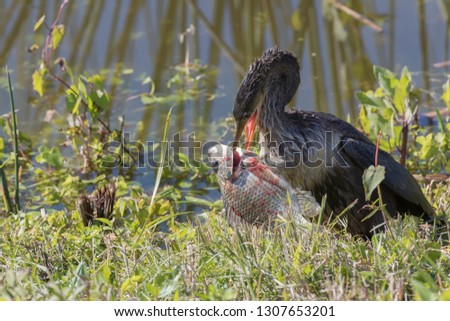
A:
134,105,174,244
6,66,20,212
150,104,174,208
435,108,447,133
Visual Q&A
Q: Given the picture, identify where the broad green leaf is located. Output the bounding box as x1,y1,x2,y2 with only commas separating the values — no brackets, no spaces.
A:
359,107,371,134
373,65,397,96
120,275,143,293
87,73,105,88
424,241,441,261
362,165,385,201
400,65,412,80
178,181,192,188
360,105,395,140
392,68,411,114
102,263,111,283
356,91,385,107
87,95,97,118
416,134,438,159
35,146,63,169
33,15,45,31
65,86,82,114
76,78,87,97
442,80,450,111
52,24,65,49
95,217,113,227
32,69,45,96
392,125,403,149
88,88,110,113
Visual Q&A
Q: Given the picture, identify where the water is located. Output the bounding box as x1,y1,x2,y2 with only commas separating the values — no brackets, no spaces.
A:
0,0,449,191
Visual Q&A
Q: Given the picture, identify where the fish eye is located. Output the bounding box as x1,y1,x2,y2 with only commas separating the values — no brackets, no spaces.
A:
210,160,220,169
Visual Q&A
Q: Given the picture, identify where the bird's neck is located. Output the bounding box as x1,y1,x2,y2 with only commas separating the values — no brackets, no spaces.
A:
258,74,297,135
259,93,287,130
259,99,296,143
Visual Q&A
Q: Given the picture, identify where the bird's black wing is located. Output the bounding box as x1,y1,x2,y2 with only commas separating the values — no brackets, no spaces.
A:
288,110,434,217
341,137,435,216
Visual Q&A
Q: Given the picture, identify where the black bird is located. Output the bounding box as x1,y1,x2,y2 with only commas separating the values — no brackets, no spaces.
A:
232,47,435,237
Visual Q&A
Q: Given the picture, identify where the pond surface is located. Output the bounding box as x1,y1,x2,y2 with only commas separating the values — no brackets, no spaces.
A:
0,0,449,192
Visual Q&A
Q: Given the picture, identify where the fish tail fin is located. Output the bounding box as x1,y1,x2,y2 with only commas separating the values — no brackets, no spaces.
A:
294,189,321,218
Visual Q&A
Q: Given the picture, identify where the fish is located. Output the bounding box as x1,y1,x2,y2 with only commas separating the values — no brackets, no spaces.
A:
208,144,320,227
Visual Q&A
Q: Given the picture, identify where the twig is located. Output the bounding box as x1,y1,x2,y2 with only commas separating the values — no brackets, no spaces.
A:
433,60,450,68
6,66,20,212
331,0,383,33
42,0,136,164
44,0,69,67
180,25,195,75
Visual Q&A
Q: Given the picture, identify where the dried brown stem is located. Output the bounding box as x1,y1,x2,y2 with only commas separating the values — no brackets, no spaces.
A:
331,0,383,33
433,60,450,68
399,120,408,166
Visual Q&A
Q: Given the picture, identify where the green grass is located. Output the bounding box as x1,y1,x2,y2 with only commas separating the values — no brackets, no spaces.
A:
0,64,449,300
0,182,449,301
0,10,448,300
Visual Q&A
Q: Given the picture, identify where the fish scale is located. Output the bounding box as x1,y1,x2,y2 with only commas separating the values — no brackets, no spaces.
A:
222,170,286,224
208,144,320,227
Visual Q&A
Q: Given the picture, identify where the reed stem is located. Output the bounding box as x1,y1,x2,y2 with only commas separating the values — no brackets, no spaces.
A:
6,66,20,212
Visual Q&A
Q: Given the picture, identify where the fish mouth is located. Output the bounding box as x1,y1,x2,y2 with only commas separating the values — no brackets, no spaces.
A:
233,108,259,150
207,145,222,172
208,143,242,180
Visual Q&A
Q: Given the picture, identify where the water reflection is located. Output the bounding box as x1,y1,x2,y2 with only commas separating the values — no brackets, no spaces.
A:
0,0,448,148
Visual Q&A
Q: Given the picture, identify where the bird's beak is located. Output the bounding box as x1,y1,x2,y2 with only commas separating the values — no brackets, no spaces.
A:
245,110,258,149
233,110,259,150
233,119,247,149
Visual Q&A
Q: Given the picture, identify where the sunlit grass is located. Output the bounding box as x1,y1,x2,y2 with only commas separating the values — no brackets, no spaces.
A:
0,62,449,300
0,181,448,300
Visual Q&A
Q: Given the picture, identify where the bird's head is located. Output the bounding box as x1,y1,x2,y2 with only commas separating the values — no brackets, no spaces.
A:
232,47,300,149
